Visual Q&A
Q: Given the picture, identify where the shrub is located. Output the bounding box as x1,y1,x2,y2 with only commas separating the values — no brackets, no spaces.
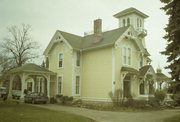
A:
56,94,63,98
50,97,57,104
109,89,123,106
154,90,166,102
133,100,147,109
148,97,160,108
68,96,74,101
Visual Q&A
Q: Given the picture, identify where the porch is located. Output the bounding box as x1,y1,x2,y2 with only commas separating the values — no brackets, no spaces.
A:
7,63,56,100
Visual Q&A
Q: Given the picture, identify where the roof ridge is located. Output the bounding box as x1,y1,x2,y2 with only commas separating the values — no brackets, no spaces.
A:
58,30,83,38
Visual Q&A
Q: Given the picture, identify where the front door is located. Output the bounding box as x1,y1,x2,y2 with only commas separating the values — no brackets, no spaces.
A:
123,76,131,98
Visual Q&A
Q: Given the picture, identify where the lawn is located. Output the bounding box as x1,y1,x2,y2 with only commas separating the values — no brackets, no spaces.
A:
0,101,95,122
163,115,180,122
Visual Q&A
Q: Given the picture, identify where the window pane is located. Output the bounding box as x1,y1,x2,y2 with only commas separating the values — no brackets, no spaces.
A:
59,54,63,60
123,47,126,64
59,61,62,67
128,48,131,65
59,53,63,68
137,18,139,27
75,76,80,94
127,18,130,26
123,19,126,26
76,52,80,66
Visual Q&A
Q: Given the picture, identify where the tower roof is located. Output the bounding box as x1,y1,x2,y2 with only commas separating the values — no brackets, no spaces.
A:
113,7,149,19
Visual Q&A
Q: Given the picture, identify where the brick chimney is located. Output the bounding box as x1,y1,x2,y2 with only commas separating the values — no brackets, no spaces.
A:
93,19,102,43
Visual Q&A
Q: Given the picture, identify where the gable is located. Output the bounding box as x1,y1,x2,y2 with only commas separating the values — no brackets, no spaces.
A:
139,65,156,77
43,31,73,55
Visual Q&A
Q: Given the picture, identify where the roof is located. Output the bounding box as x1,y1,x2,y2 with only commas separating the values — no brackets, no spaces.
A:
139,65,152,76
10,63,56,75
113,7,149,18
82,26,129,50
121,66,139,74
58,30,83,50
156,72,171,81
50,26,129,51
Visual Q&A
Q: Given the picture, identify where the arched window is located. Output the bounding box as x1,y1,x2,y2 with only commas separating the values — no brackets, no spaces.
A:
123,19,126,27
139,82,144,95
127,18,130,26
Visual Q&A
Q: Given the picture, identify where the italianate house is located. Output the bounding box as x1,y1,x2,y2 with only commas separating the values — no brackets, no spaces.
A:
7,8,171,101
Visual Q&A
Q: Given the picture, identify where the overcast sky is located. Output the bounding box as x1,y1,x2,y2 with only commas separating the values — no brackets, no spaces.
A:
0,0,170,75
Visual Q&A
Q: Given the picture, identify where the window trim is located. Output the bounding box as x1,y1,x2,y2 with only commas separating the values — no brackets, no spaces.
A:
57,75,63,95
58,52,64,69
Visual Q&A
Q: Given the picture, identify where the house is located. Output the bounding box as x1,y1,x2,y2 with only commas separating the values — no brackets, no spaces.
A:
43,7,155,101
7,8,171,102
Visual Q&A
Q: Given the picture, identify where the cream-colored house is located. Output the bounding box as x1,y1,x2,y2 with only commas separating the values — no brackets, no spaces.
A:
7,8,170,101
43,7,158,102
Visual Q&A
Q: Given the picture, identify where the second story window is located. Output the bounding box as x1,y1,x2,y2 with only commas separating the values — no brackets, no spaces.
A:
137,18,139,27
123,19,126,27
140,55,143,68
76,51,80,66
140,19,142,27
127,48,131,65
127,18,130,26
123,47,131,66
59,53,63,68
123,47,127,64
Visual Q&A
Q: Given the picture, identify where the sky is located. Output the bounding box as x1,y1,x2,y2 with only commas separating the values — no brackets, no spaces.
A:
0,0,170,76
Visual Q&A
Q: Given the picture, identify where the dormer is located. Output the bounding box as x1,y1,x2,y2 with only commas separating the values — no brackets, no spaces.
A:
113,7,149,38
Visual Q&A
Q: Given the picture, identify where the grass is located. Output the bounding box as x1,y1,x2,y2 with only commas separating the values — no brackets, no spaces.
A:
163,115,180,122
0,101,95,122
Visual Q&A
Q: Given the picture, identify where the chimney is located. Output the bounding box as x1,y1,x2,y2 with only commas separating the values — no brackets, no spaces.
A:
93,19,102,43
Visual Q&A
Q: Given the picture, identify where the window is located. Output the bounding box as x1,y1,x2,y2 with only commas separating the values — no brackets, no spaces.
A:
75,76,80,95
127,18,130,26
137,18,139,27
140,55,143,68
58,53,63,68
76,52,80,66
140,19,142,27
123,47,131,65
123,47,127,64
58,76,62,94
139,82,144,95
127,48,131,65
123,19,126,27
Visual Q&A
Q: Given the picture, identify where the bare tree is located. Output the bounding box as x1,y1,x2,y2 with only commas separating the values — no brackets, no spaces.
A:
0,24,39,68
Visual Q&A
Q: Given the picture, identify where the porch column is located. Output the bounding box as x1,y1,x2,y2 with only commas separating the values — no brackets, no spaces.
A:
47,75,50,97
7,75,14,100
20,73,26,99
32,79,35,92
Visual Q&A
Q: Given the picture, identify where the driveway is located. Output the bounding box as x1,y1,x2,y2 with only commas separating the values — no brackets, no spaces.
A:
33,104,180,122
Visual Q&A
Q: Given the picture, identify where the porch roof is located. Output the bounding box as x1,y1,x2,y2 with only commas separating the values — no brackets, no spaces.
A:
121,66,139,75
139,65,152,76
9,63,56,75
156,72,171,81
